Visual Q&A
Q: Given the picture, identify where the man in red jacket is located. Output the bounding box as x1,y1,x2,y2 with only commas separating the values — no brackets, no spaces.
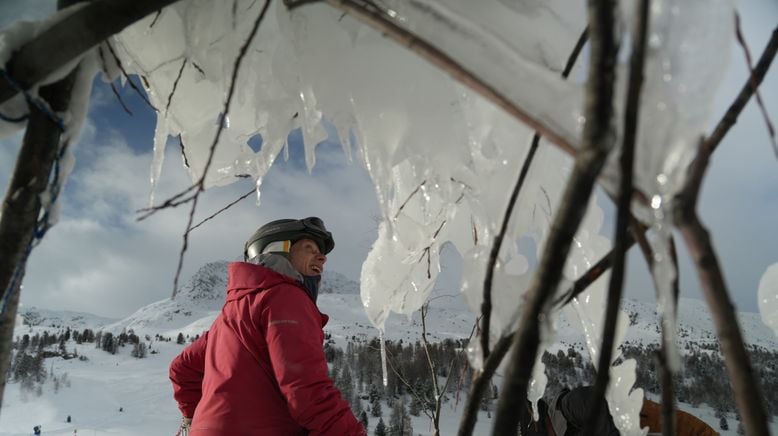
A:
169,217,366,436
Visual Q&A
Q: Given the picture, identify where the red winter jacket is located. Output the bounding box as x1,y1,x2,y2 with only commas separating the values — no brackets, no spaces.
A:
169,262,365,436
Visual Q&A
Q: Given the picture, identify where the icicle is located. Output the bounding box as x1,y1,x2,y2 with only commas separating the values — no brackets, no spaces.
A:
254,176,263,207
379,330,388,388
648,192,681,371
758,263,778,339
148,115,169,207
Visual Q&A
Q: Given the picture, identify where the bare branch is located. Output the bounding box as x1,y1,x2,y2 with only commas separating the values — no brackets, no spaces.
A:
706,25,777,153
481,27,589,360
492,0,619,431
674,139,770,435
171,196,199,299
149,9,163,28
97,46,133,115
585,0,648,431
457,333,513,436
395,180,426,219
734,16,776,155
0,0,183,106
0,63,79,411
104,40,158,112
165,0,273,296
166,58,188,114
188,188,255,232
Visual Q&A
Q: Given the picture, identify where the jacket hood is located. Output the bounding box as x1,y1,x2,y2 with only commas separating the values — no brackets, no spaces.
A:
225,262,304,302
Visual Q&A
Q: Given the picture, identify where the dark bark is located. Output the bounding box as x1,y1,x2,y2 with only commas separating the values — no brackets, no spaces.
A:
584,0,648,432
0,67,78,411
491,0,618,432
0,0,182,105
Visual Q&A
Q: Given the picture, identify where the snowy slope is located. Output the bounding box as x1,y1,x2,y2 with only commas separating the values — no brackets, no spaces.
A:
6,261,778,435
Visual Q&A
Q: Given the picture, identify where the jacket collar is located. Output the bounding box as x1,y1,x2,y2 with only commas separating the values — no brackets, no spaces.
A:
225,261,302,302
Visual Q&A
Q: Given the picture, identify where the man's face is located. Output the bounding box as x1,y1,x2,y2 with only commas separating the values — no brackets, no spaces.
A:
289,238,326,276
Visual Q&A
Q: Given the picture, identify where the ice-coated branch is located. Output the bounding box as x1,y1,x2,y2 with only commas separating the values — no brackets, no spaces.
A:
103,40,157,112
706,26,777,153
584,0,649,431
480,27,589,360
0,64,79,413
136,0,273,297
289,0,579,156
0,0,182,106
674,139,770,435
491,0,619,432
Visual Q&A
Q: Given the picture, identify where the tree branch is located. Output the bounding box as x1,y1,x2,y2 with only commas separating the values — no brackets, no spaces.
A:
674,139,770,435
706,26,777,152
0,0,183,106
0,61,79,413
491,0,619,432
287,0,578,156
734,16,776,155
481,27,589,360
585,0,648,431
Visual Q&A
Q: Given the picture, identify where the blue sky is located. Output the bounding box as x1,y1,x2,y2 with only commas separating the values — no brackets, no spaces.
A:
0,1,776,318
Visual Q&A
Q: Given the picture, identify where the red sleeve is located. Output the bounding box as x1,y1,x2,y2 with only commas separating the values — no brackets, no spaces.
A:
169,331,208,418
261,286,365,436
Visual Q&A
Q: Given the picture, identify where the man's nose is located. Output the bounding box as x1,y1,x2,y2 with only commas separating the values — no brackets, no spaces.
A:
316,253,327,263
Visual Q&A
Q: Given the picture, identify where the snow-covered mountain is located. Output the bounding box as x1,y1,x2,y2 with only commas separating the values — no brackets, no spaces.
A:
17,260,778,352
17,307,118,330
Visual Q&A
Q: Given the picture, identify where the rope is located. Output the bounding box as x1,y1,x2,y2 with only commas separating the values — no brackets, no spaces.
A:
0,68,66,131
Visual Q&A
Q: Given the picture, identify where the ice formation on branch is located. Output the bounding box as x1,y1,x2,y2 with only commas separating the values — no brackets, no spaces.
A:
0,0,737,434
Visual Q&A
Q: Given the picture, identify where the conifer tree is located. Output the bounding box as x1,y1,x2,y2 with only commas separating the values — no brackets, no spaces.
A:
374,417,387,436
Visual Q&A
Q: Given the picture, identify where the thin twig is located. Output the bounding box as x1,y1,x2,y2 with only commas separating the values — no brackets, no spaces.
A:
368,342,435,421
104,40,158,112
480,27,589,361
734,16,776,156
149,9,163,28
585,0,648,431
178,134,191,169
395,180,426,219
674,139,770,435
166,58,188,114
706,26,777,153
492,0,618,431
420,304,442,435
188,188,255,232
139,0,272,223
457,333,513,436
171,196,198,299
98,45,133,116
